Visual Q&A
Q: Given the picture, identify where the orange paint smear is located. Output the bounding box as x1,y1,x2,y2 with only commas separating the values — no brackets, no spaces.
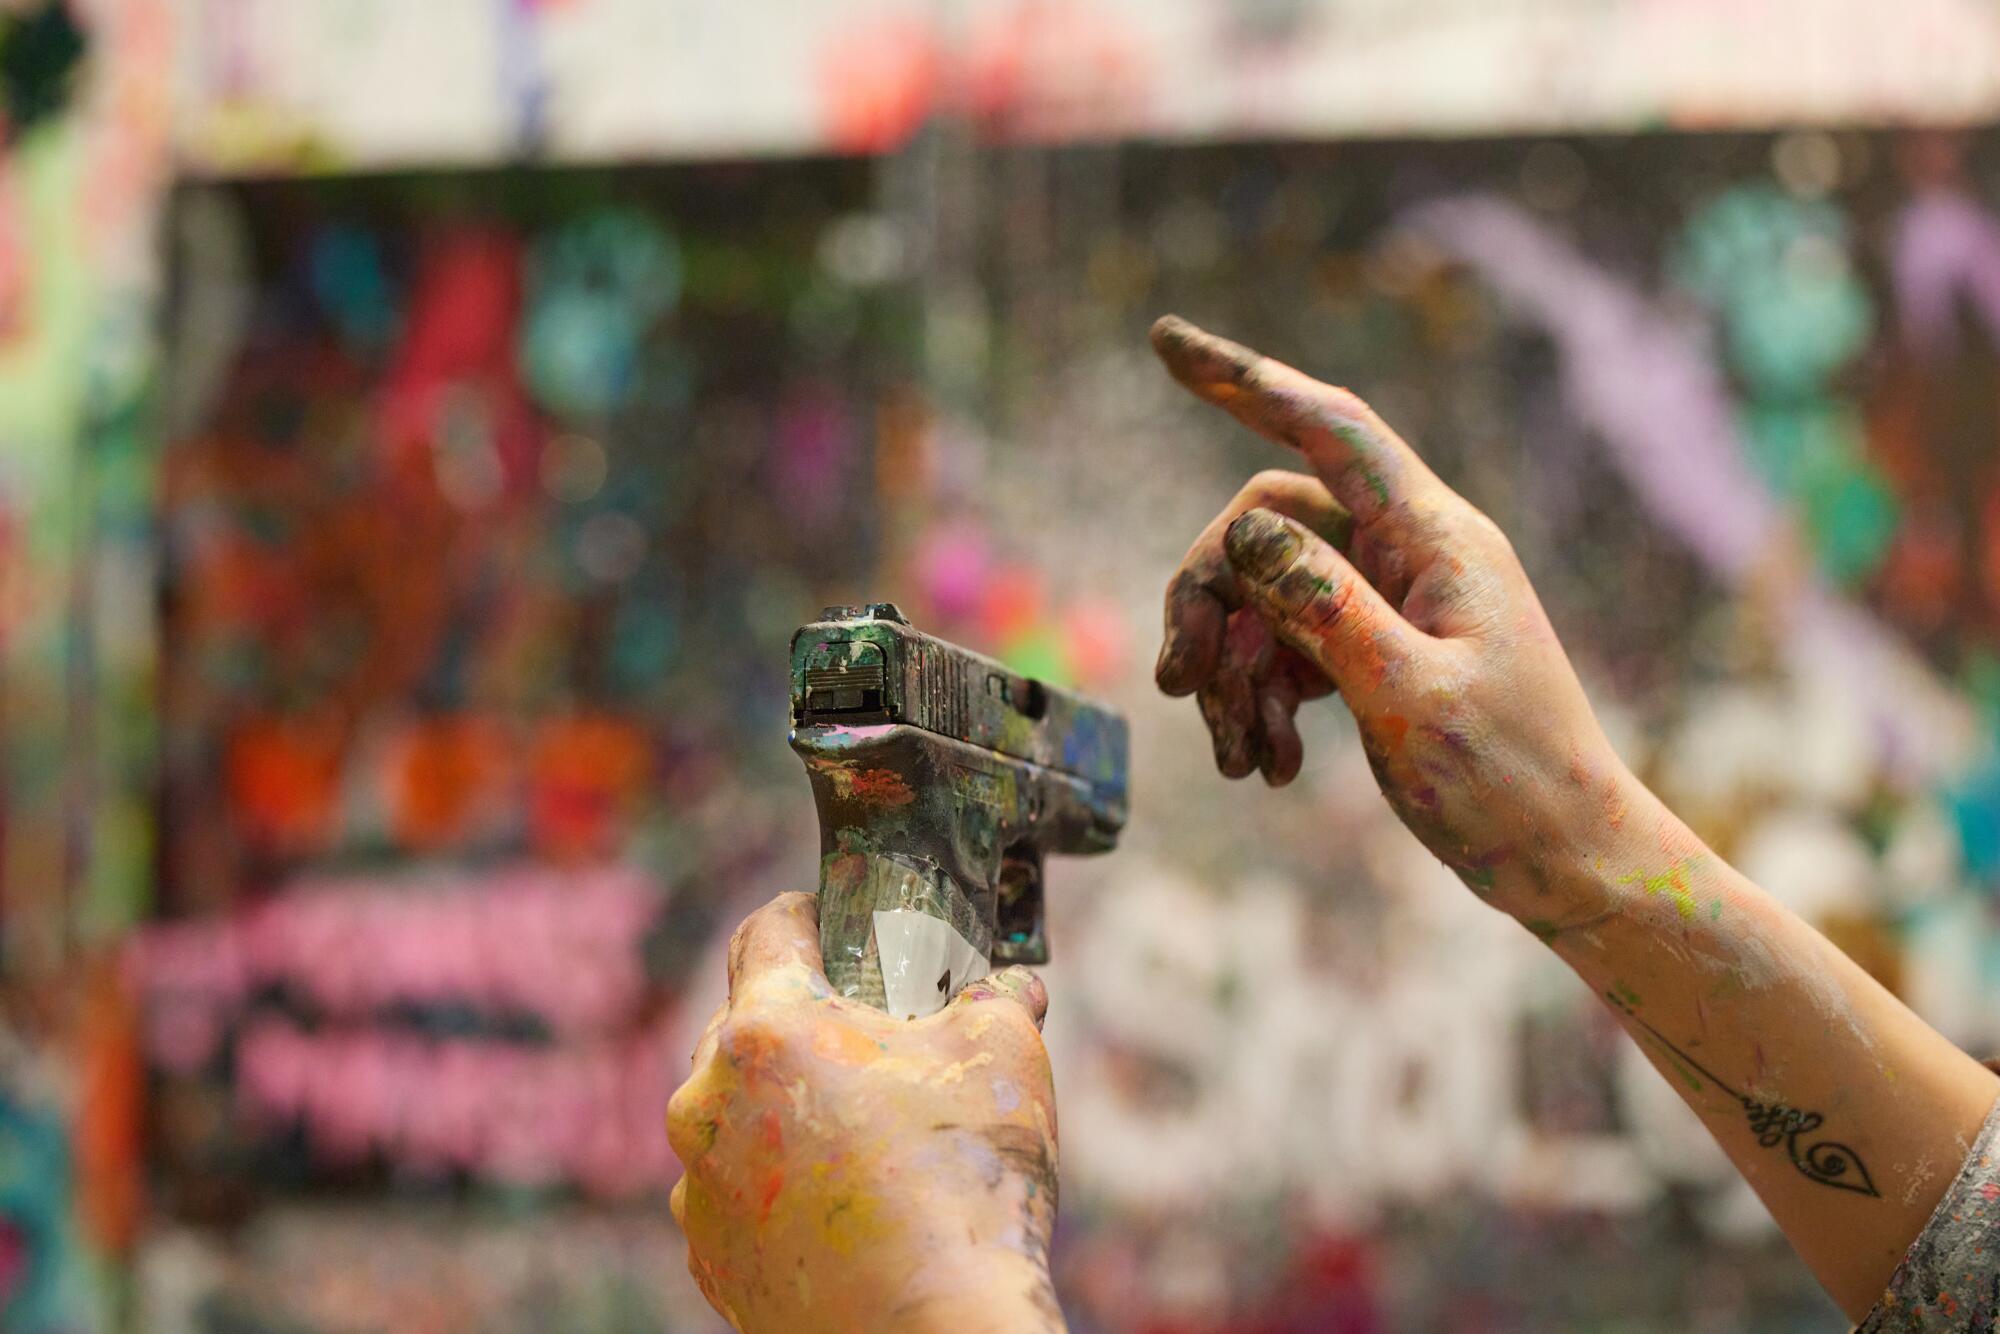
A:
813,1024,885,1066
757,1167,786,1222
847,768,916,805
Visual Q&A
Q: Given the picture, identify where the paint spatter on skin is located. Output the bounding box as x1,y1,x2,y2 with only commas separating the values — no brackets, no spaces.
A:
977,1122,1060,1214
1684,900,1881,1054
1524,918,1561,944
1708,898,1723,921
1326,421,1392,508
1351,461,1392,509
930,1050,995,1087
757,1166,786,1222
812,1024,885,1067
1621,862,1699,919
991,1077,1022,1113
1658,1049,1705,1093
1901,1154,1939,1207
1604,779,1629,831
806,1165,884,1257
1612,980,1643,1008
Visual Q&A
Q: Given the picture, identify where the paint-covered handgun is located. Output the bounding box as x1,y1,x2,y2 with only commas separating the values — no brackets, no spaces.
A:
790,603,1128,1019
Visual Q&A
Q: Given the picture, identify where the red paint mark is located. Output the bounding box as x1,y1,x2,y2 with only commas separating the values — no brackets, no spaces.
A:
1377,715,1410,750
757,1168,786,1222
760,1109,784,1151
825,852,868,893
848,768,916,805
1980,1182,1999,1201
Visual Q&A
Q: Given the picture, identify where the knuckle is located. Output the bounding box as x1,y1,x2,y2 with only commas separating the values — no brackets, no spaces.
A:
725,913,758,972
1165,565,1206,606
961,989,1047,1043
714,1011,792,1067
987,1002,1047,1048
666,1084,715,1164
1459,506,1517,557
1273,564,1338,613
1241,468,1306,505
1465,506,1504,540
1314,383,1367,418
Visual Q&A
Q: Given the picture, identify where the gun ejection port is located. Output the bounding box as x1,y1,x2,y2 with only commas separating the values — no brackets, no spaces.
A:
803,664,887,717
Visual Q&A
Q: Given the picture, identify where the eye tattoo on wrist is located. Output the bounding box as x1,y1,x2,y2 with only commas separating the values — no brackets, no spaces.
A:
1606,991,1880,1198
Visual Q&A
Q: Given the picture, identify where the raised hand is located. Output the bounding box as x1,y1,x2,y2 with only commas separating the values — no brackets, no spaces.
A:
1151,315,1625,916
1151,316,2000,1324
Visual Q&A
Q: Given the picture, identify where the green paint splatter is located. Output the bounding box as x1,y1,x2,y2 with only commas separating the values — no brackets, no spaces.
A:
1708,898,1723,921
1524,918,1560,944
1658,1048,1705,1093
1359,467,1389,507
1612,980,1643,1008
1620,863,1698,919
1330,425,1392,506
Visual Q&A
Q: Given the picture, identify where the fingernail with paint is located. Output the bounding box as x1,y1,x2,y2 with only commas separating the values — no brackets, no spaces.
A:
986,965,1049,1027
1149,314,1250,393
1148,313,1196,351
1225,509,1304,583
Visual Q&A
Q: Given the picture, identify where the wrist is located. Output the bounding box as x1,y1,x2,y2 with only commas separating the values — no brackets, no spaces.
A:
1494,765,1687,930
896,1248,1062,1333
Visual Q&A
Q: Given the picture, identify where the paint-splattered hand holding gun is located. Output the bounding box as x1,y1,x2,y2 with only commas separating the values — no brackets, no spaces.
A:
790,603,1128,1019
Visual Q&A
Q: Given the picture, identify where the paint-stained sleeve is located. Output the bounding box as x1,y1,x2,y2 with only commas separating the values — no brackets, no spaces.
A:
1854,1084,2000,1332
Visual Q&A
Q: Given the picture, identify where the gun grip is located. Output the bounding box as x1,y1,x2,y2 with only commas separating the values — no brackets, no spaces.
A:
992,845,1047,966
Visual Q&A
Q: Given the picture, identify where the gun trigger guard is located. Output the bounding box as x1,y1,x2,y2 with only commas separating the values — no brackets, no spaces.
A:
991,845,1048,966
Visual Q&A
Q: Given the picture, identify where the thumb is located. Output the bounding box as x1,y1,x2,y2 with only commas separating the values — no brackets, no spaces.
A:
954,965,1049,1032
1224,508,1418,692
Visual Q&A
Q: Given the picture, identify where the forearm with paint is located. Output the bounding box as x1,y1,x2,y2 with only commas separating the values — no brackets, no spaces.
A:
1147,316,2000,1325
1528,773,1998,1322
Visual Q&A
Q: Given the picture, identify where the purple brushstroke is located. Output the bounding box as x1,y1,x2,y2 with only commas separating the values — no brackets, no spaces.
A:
1403,195,1777,581
1403,195,1973,784
1892,189,2000,358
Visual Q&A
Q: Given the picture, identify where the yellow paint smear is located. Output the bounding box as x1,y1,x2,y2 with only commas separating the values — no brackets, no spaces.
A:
929,1051,995,1087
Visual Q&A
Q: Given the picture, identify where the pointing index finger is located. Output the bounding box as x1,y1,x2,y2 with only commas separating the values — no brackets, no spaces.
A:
1149,314,1445,525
